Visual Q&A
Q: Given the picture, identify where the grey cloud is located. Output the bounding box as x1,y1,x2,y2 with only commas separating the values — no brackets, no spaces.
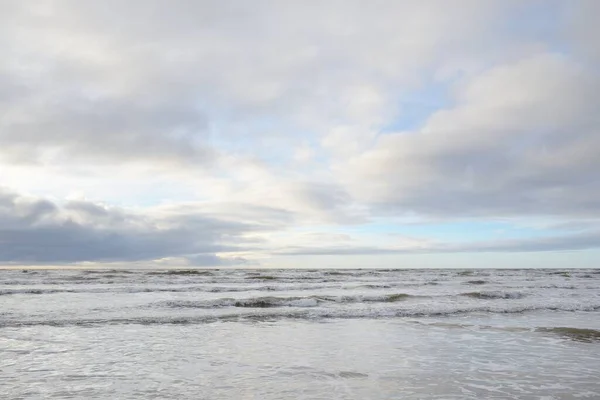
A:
192,203,297,229
185,254,255,267
0,1,517,168
277,246,411,256
0,188,260,264
454,231,600,253
1,93,213,166
569,0,600,63
340,53,600,219
277,230,600,256
287,182,367,224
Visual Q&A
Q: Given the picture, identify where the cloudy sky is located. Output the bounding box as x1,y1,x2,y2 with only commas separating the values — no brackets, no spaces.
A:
1,1,599,269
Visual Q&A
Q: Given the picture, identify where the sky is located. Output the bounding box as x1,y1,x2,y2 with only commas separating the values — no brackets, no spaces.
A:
0,0,599,269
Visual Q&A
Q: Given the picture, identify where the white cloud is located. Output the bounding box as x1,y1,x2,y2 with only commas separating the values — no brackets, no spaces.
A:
337,52,600,218
0,1,519,167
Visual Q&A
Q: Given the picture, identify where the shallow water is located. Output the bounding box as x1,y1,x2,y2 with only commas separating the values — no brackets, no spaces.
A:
1,268,599,399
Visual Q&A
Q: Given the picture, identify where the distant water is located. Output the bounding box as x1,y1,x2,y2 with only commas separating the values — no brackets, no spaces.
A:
2,268,600,399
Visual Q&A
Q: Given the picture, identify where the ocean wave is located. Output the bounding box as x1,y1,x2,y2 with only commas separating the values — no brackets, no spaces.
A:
159,297,320,309
0,287,224,296
0,288,75,296
83,269,135,274
0,283,358,296
408,321,600,343
460,291,528,300
536,327,600,343
0,279,439,295
155,293,417,309
147,270,214,276
246,275,278,280
3,305,600,328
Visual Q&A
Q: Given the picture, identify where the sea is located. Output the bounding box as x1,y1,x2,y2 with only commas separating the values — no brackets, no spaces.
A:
1,268,599,399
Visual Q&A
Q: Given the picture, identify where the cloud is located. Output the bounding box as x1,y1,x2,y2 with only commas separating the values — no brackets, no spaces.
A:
0,2,599,267
0,188,261,265
0,1,519,168
1,97,213,166
337,53,600,218
454,230,600,253
184,254,256,267
2,185,600,266
276,229,600,255
568,0,600,64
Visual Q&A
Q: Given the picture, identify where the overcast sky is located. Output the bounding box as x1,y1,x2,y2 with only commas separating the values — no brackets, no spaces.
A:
1,1,599,268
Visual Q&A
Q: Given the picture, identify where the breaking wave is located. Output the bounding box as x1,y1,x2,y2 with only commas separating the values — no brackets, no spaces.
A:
3,303,600,328
536,327,600,343
155,293,417,309
460,291,528,300
2,268,599,329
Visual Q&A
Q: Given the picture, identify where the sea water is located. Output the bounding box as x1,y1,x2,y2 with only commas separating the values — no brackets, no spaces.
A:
1,268,599,399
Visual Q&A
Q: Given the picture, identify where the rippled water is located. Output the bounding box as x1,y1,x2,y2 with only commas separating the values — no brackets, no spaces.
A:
2,268,600,399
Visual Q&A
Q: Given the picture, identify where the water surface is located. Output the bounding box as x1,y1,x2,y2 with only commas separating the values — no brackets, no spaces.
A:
2,268,599,399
